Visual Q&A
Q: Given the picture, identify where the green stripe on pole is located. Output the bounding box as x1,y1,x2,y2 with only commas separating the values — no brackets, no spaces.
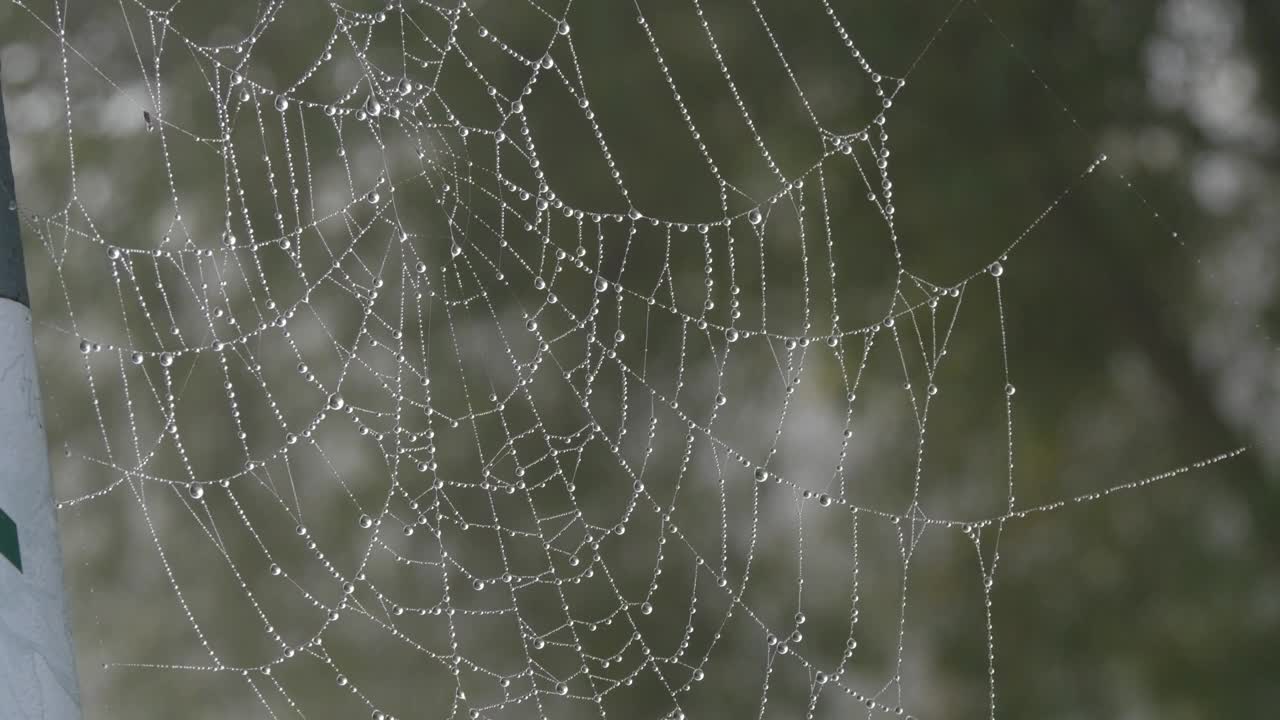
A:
0,506,19,572
0,58,30,309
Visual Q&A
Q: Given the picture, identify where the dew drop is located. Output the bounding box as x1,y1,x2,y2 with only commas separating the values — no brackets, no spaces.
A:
130,352,145,365
1004,383,1016,397
327,393,345,410
450,243,463,258
748,208,763,225
397,78,413,96
640,602,653,615
274,95,289,112
714,393,727,407
188,484,204,500
558,20,571,35
614,330,626,343
594,277,609,293
988,261,1004,277
473,578,486,591
555,682,568,696
358,514,373,529
159,352,174,367
79,340,92,353
754,468,769,483
725,328,739,343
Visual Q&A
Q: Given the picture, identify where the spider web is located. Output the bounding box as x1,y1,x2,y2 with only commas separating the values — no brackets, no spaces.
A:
3,0,1248,718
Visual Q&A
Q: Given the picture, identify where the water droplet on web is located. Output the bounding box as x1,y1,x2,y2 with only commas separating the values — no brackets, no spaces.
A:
188,484,204,500
343,582,356,594
473,578,485,591
275,95,289,112
1004,383,1016,396
526,320,538,332
540,54,555,70
328,393,345,410
269,564,282,577
748,208,763,225
754,468,769,483
640,602,653,615
365,97,382,117
614,330,626,343
397,78,413,96
358,515,373,529
725,328,740,343
927,383,938,396
555,682,568,695
988,261,1004,277
107,246,122,260
130,352,144,365
714,393,726,406
451,243,463,258
594,277,609,293
79,340,92,353
159,352,174,367
558,20,571,35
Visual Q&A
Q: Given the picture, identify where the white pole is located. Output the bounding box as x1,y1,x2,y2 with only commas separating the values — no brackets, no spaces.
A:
0,61,83,720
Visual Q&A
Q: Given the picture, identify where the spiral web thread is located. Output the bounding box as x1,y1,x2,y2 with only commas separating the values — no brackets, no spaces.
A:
6,0,1246,718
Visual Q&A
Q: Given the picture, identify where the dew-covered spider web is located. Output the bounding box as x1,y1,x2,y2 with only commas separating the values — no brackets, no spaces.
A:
3,0,1251,718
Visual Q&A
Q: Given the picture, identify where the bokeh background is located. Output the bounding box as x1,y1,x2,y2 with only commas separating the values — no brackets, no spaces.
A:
1,0,1278,718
